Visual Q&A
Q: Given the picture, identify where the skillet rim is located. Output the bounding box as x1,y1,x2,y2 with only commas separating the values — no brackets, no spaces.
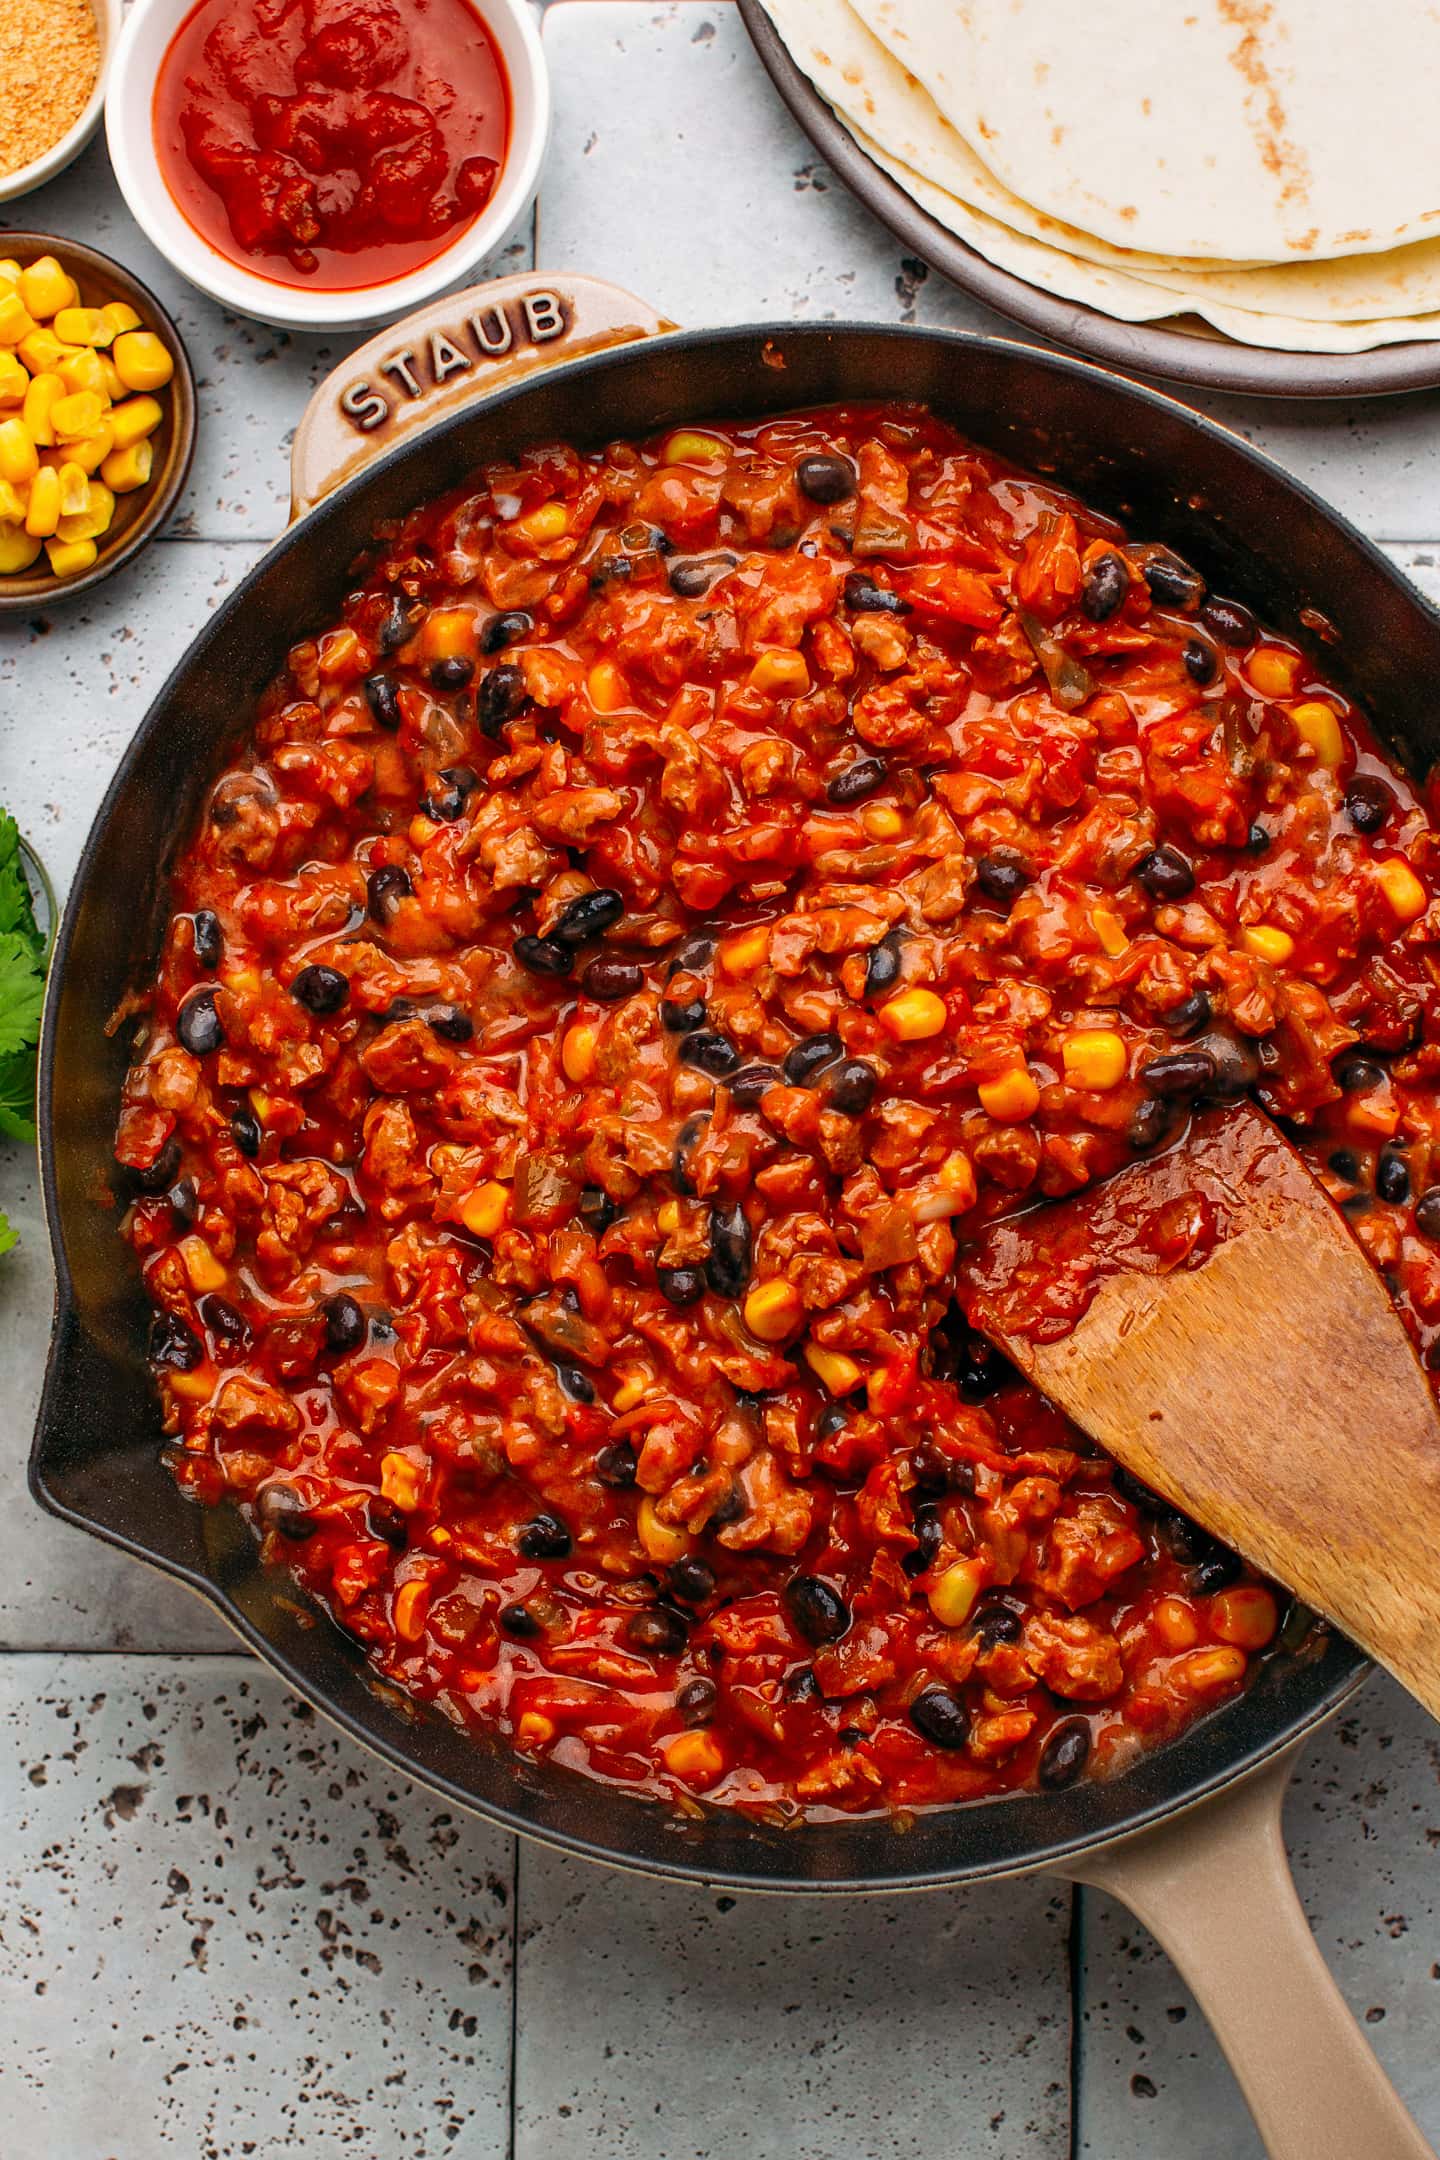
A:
31,320,1387,1890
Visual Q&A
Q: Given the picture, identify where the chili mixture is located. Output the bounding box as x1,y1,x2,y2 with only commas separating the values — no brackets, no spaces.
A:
115,403,1440,1820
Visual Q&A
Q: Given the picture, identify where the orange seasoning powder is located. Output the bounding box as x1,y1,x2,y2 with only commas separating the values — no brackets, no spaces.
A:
0,0,99,176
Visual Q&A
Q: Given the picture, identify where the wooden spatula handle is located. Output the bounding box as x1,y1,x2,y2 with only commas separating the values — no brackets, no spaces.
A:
1055,1739,1435,2160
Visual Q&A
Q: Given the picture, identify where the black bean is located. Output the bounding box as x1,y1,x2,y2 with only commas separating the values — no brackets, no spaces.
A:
796,452,857,504
1377,1147,1411,1204
150,1309,202,1370
784,1666,821,1703
1114,1465,1167,1515
1165,989,1213,1039
477,663,527,738
430,657,474,697
783,1031,843,1086
167,1177,199,1226
1193,1026,1260,1100
1081,551,1130,622
556,1363,595,1403
584,955,643,1001
258,1484,319,1541
1135,845,1195,901
911,1509,945,1571
827,756,887,804
500,1601,542,1637
362,671,402,729
482,609,532,654
230,1105,261,1158
554,888,625,947
864,930,904,999
1328,1148,1362,1183
1200,594,1256,646
678,1030,741,1079
816,1402,851,1442
909,1686,970,1750
1344,774,1394,835
671,1113,709,1197
972,1591,1026,1646
668,933,715,976
177,989,225,1057
910,1439,955,1495
1161,1512,1224,1566
1183,638,1217,686
976,853,1031,908
668,1557,716,1604
1037,1717,1092,1789
706,1201,752,1299
291,964,349,1016
379,597,420,653
517,1513,571,1560
191,910,223,970
1191,1550,1243,1595
514,934,573,978
826,1058,878,1116
424,1003,473,1042
1246,823,1271,853
1141,1051,1217,1100
844,571,909,615
661,995,707,1034
427,765,478,820
669,553,736,598
200,1295,249,1352
710,1482,748,1531
323,1293,367,1353
1143,551,1205,610
133,1137,181,1193
727,1063,779,1104
1415,1187,1440,1239
1333,1049,1384,1093
658,1265,707,1307
595,1439,637,1488
578,1186,617,1236
784,1575,850,1645
367,862,412,922
627,1606,690,1655
1127,1096,1174,1153
368,1497,409,1549
676,1676,718,1724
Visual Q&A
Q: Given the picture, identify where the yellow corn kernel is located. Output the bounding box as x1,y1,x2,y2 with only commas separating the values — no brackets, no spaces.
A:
0,292,36,345
461,1180,510,1238
861,803,903,840
1241,924,1294,965
112,329,174,391
1208,1584,1279,1650
64,426,114,477
392,1579,430,1642
1375,857,1428,923
1153,1595,1201,1652
1091,905,1129,957
56,348,108,399
1173,1646,1248,1694
611,1366,651,1414
748,649,810,697
23,465,60,537
57,480,114,543
637,1496,690,1564
408,813,440,849
108,393,163,448
0,260,19,286
660,1729,725,1788
20,255,77,321
99,355,125,401
1288,699,1345,768
380,1452,424,1512
1246,645,1301,699
719,925,770,976
743,1277,804,1343
179,1235,227,1293
804,1343,863,1395
55,461,88,517
978,1065,1041,1122
879,986,947,1041
100,439,153,493
656,1200,681,1236
928,1557,985,1629
517,500,568,543
0,479,22,523
0,351,26,404
587,657,629,711
661,428,725,466
167,1364,216,1402
98,299,141,338
562,1022,599,1084
52,305,104,347
515,1711,557,1750
17,328,71,375
1063,1027,1127,1091
22,371,64,446
419,606,474,663
0,522,41,573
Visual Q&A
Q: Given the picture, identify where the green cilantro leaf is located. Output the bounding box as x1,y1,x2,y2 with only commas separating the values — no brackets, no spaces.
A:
0,812,50,1239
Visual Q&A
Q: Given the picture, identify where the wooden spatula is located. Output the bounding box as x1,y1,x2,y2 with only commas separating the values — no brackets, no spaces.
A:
957,1098,1440,1723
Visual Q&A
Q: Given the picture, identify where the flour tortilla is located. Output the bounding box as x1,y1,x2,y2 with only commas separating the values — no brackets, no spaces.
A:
850,0,1440,265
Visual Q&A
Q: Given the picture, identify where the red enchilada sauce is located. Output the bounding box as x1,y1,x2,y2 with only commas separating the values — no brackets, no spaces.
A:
116,405,1440,1820
153,0,509,289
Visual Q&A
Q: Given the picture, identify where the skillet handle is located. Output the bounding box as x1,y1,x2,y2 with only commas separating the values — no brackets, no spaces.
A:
1053,1740,1434,2160
288,273,677,521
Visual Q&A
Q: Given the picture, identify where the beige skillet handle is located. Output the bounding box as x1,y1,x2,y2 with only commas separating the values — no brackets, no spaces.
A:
289,273,677,521
1052,1742,1434,2160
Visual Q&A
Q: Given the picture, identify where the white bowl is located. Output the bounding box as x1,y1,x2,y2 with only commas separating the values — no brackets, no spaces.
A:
105,0,550,333
0,0,121,203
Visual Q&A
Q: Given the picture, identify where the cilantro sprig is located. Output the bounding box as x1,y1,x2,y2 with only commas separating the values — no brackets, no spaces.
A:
0,811,50,1256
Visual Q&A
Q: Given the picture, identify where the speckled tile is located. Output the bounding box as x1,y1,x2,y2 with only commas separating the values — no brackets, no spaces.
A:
0,1654,517,2155
513,1843,1072,2159
1075,1675,1440,2158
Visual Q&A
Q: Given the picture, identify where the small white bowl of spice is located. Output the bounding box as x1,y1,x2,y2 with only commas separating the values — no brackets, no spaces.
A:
0,0,118,203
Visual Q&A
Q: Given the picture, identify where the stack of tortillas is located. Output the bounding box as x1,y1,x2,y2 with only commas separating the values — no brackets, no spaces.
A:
758,0,1440,353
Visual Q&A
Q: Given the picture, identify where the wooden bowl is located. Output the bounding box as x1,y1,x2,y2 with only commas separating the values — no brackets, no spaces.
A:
0,232,196,614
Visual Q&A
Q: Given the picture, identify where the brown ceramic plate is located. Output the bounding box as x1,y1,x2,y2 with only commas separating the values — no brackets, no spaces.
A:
737,0,1440,400
0,232,195,613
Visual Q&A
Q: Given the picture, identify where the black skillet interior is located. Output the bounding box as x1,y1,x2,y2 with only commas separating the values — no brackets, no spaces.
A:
33,324,1399,1890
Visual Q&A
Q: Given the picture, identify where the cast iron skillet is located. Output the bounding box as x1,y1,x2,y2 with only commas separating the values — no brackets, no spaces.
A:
29,277,1436,2159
